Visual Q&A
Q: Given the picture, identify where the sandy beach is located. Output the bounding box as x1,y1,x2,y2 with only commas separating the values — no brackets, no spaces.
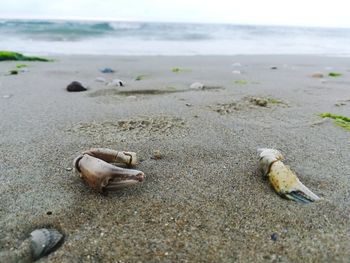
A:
0,55,349,262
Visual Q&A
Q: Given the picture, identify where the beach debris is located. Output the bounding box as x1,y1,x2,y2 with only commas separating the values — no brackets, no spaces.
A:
30,228,63,260
234,80,248,85
135,75,146,81
74,148,144,192
0,51,50,62
100,67,115,73
319,112,350,131
0,228,63,262
311,72,324,78
258,148,320,203
271,233,278,241
66,81,87,92
270,66,278,70
190,82,204,89
16,64,28,69
107,79,124,87
185,103,192,107
211,96,286,114
9,69,18,75
151,149,162,160
172,67,191,73
95,77,108,83
2,94,12,99
328,72,342,77
250,97,268,107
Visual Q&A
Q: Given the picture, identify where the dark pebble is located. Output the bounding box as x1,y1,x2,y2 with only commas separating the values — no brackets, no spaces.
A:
66,81,87,92
46,211,52,215
270,66,278,70
271,233,278,241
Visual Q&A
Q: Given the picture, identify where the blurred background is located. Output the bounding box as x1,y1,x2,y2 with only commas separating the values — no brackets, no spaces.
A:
1,0,350,55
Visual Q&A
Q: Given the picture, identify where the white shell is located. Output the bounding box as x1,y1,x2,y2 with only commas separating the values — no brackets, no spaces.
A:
190,82,204,89
107,79,124,87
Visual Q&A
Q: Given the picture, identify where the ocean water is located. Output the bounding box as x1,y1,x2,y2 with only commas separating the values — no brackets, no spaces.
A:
1,19,350,56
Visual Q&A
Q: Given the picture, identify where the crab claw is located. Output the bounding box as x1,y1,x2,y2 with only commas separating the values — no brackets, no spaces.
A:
74,154,144,192
82,148,138,166
258,148,320,203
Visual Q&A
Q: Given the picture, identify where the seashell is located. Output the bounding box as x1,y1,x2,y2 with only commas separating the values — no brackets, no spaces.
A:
107,79,124,87
190,82,204,89
30,228,63,260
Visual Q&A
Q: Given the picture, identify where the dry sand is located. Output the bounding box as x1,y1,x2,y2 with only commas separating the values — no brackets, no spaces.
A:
0,55,349,262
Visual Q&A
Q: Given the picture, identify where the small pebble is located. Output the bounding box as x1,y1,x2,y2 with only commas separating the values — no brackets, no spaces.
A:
2,94,12,99
185,103,192,107
46,211,52,215
152,150,162,160
232,70,241,74
270,66,278,70
100,68,115,73
271,233,278,241
65,167,72,171
311,73,324,78
66,81,87,92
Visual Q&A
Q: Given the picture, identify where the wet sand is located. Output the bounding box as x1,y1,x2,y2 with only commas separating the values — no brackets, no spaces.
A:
0,55,349,262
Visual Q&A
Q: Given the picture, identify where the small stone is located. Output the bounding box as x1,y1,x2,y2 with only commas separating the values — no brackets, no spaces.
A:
271,233,278,241
152,150,162,160
311,73,324,78
232,70,241,74
100,68,115,73
2,94,12,99
190,82,204,89
185,103,192,107
46,211,52,215
270,66,278,70
66,81,87,92
65,167,72,171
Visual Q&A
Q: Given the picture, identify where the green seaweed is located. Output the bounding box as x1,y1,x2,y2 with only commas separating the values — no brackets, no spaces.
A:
135,75,146,81
234,80,248,85
16,64,28,68
172,67,191,73
328,72,342,77
320,112,350,131
0,51,51,62
268,98,283,104
9,69,18,75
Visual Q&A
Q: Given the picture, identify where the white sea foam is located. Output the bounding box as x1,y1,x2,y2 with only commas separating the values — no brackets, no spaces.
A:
1,19,350,56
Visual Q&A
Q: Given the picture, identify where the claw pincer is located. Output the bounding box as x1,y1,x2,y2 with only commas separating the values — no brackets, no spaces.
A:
74,148,144,192
258,148,320,203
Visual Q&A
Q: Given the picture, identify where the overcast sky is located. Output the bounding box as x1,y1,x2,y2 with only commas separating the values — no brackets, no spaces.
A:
1,0,350,28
